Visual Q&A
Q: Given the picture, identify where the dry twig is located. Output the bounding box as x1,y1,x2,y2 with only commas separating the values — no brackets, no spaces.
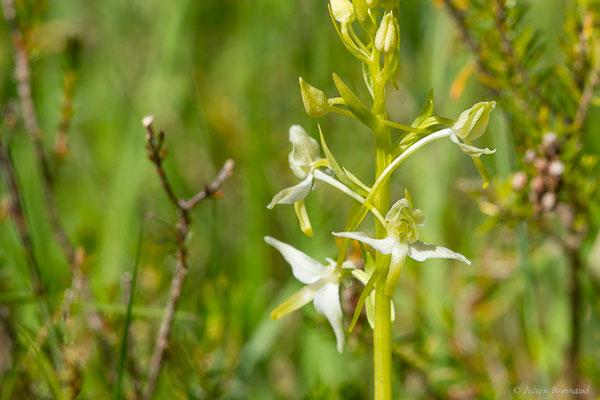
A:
1,0,75,264
141,116,234,400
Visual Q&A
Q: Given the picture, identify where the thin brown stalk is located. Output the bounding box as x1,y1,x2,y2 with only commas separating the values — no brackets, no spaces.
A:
142,116,234,400
1,0,75,264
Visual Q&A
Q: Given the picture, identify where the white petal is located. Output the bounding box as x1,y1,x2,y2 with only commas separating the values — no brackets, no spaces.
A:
267,173,313,209
265,236,329,284
313,282,345,353
408,241,471,265
332,231,395,255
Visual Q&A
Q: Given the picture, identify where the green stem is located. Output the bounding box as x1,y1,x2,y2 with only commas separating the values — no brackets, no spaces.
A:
372,64,393,400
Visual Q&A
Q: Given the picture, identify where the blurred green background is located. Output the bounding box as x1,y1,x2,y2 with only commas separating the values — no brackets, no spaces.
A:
0,0,598,399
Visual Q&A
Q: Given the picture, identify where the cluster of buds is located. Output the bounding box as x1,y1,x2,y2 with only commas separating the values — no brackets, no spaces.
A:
299,0,401,119
512,133,565,213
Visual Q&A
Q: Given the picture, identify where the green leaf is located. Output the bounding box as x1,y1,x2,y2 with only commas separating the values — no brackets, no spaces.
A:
411,89,434,128
333,73,380,130
319,125,368,197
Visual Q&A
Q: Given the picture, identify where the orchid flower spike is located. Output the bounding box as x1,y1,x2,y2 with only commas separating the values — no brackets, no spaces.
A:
450,101,497,157
266,236,355,353
333,196,470,298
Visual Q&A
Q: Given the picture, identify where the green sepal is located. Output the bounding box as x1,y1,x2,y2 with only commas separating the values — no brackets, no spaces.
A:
319,125,369,197
333,73,380,130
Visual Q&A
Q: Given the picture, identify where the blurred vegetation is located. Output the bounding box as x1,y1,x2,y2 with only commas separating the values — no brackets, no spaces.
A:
0,0,598,399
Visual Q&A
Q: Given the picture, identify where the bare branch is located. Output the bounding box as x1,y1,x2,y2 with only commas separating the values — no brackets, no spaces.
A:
141,117,234,400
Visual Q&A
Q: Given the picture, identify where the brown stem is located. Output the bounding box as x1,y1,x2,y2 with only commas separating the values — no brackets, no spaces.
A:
1,0,75,264
142,117,234,400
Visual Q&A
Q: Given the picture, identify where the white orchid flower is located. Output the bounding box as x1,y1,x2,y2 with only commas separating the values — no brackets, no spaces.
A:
333,198,470,299
268,125,322,209
267,125,386,235
265,236,355,353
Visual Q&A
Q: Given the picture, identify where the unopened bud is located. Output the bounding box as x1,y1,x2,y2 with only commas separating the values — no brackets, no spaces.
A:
374,12,399,54
352,0,368,21
378,0,396,9
532,175,545,193
142,115,154,129
524,149,536,163
366,0,378,7
453,101,496,141
511,172,527,191
533,158,548,173
541,192,556,211
548,160,564,176
330,0,355,24
299,77,329,118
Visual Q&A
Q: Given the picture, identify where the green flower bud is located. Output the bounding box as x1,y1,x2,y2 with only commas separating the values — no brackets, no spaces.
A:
453,101,496,141
385,198,424,243
366,0,378,8
374,12,399,54
330,0,355,24
378,0,396,10
352,0,368,21
288,125,321,179
299,77,329,118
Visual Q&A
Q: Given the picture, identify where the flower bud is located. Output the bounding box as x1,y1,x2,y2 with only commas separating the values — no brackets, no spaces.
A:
453,101,496,141
352,0,368,21
511,172,527,191
374,12,399,54
299,77,329,118
366,0,378,7
548,160,564,176
330,0,355,24
378,0,396,10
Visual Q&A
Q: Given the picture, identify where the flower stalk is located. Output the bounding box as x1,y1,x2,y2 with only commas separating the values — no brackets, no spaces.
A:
265,3,496,399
